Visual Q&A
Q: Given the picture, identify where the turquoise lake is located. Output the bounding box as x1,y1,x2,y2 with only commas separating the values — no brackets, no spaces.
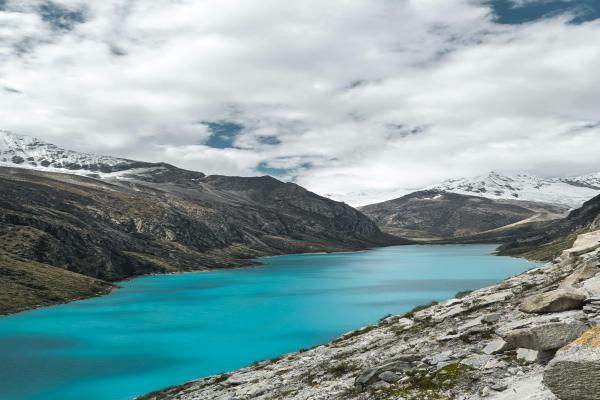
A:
0,244,540,400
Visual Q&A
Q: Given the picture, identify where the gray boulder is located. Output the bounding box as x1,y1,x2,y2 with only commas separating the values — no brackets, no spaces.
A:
501,320,589,351
520,289,586,314
378,371,401,383
544,326,600,400
516,348,538,363
483,338,513,355
354,358,415,387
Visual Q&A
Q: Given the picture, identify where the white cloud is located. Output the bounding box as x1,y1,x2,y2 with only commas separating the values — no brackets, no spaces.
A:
0,0,599,205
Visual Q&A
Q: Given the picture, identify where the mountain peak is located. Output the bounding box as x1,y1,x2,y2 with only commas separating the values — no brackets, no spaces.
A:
428,171,600,208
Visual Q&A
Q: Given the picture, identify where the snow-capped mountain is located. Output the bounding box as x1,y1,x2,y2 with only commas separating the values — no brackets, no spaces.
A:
0,130,139,174
428,171,600,208
0,130,209,184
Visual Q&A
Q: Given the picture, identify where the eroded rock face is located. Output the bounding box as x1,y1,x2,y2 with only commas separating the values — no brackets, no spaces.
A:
544,326,600,400
520,289,587,314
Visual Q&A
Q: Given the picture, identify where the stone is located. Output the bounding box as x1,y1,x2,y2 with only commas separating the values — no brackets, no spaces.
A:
470,291,513,310
432,305,468,322
516,348,538,363
378,371,401,383
426,350,452,365
500,320,589,351
582,275,600,297
483,358,508,370
482,314,501,324
460,354,493,369
354,359,414,387
519,289,586,314
561,230,600,260
483,338,513,355
355,368,380,387
544,326,600,400
491,382,508,392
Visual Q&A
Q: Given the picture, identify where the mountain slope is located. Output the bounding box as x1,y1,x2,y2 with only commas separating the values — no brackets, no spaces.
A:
0,251,113,315
499,193,600,260
429,171,600,208
360,190,568,240
0,133,405,313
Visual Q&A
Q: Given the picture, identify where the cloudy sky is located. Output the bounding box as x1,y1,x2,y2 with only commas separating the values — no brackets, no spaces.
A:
1,0,599,204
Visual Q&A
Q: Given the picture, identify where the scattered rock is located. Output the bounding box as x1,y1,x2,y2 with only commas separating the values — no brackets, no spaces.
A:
516,348,539,363
581,276,600,297
426,350,453,365
483,338,514,355
520,289,587,314
501,320,589,351
482,314,501,324
460,354,493,369
354,358,415,387
378,371,401,383
544,326,600,400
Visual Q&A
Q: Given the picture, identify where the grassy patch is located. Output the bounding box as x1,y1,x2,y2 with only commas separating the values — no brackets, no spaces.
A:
0,252,113,314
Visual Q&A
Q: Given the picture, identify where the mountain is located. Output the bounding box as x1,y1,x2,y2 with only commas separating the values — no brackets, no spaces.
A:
428,171,600,208
0,131,404,314
499,193,600,260
0,130,209,183
359,189,568,240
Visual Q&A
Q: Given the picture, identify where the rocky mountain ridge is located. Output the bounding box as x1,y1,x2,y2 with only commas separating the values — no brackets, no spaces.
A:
0,133,404,314
141,228,600,400
359,190,568,241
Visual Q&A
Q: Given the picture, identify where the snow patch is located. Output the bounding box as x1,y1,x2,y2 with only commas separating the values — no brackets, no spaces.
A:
428,171,600,208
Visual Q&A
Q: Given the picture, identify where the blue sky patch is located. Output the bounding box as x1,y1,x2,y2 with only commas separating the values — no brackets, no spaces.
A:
256,162,290,177
488,0,600,25
38,2,86,31
203,121,243,149
258,136,281,145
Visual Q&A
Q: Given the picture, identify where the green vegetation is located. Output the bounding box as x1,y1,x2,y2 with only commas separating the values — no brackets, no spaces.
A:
0,252,113,315
361,363,470,400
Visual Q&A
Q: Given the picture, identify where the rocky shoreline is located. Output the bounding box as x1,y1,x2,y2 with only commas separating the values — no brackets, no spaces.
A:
140,231,600,400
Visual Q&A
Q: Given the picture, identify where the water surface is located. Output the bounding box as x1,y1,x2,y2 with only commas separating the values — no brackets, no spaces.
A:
0,244,540,400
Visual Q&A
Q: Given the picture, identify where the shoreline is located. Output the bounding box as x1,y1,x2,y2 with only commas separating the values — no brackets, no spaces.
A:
139,232,600,400
0,242,534,318
0,243,401,317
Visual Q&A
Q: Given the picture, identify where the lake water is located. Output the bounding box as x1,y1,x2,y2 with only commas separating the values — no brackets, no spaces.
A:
0,244,540,400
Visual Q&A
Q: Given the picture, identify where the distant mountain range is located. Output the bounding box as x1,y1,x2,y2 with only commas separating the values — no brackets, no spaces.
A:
359,190,568,240
428,171,600,208
360,171,600,241
0,131,402,314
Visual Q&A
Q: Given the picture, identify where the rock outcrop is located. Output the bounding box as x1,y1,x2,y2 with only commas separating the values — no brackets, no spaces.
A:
519,289,587,314
544,326,600,400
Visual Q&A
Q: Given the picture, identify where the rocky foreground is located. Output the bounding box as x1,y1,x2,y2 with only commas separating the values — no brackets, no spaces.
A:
141,231,600,400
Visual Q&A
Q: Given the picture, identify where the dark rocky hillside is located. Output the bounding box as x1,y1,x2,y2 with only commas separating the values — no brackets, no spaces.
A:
360,190,567,240
0,167,403,313
499,194,600,260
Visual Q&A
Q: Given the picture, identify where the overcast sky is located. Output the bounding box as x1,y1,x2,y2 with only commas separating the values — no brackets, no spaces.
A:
1,0,599,205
